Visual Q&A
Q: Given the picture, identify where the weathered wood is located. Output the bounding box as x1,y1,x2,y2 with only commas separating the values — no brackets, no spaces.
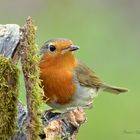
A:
43,108,86,140
0,24,20,58
12,104,86,140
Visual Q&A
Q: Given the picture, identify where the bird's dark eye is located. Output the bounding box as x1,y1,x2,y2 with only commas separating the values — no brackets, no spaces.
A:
49,45,56,52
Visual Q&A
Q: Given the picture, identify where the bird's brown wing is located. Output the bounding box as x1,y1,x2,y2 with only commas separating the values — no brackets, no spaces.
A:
75,61,128,94
74,61,103,89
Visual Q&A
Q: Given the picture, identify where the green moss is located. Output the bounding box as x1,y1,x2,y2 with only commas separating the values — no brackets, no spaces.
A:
0,55,19,140
22,18,43,140
55,136,62,140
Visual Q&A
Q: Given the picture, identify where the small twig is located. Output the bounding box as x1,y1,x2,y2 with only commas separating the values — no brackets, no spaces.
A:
20,17,43,140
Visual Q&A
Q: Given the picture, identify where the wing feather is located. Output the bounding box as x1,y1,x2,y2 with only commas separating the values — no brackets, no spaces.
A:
74,61,128,94
75,62,103,88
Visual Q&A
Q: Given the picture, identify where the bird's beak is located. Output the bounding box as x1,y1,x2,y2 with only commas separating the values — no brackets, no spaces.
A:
63,45,80,53
68,45,80,51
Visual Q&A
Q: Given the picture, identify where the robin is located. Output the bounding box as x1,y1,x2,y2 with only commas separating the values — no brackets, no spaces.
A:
39,38,128,110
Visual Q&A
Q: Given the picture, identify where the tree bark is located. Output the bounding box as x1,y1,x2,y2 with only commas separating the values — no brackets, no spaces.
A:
12,104,86,140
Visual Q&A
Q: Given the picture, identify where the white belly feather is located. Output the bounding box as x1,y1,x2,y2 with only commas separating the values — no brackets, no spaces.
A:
71,84,98,108
48,84,99,110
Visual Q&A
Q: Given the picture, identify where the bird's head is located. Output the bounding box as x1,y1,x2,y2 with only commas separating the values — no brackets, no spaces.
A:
40,38,79,68
40,38,79,57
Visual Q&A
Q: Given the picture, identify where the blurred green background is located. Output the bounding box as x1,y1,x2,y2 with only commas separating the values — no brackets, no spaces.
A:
0,0,140,140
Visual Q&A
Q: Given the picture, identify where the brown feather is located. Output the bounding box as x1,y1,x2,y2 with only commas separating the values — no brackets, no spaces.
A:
75,62,103,88
102,84,128,94
75,62,128,94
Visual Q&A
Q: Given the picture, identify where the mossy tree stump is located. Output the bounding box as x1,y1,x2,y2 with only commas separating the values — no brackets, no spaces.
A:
0,18,86,140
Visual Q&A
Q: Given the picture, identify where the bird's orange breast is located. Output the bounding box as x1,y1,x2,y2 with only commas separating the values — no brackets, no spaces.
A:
39,53,77,105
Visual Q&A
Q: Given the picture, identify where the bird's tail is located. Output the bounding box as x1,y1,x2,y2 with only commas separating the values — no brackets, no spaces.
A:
102,84,128,94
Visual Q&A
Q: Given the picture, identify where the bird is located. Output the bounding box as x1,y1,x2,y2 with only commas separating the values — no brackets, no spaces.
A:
39,38,128,111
